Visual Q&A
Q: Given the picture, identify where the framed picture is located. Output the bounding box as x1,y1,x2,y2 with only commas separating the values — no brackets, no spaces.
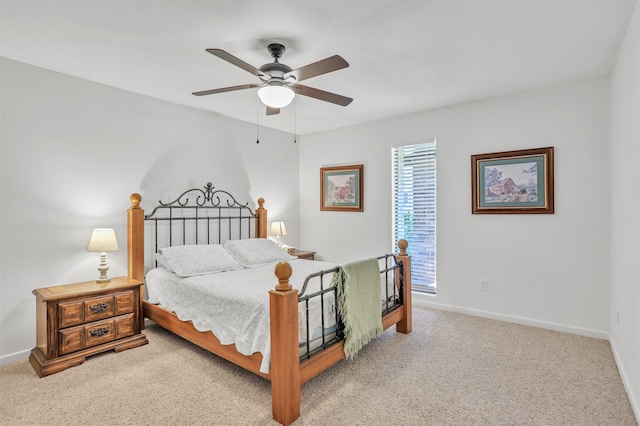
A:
471,147,554,214
320,164,363,212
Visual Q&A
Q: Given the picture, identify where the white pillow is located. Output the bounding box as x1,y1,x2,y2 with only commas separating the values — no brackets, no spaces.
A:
157,244,243,277
223,238,295,268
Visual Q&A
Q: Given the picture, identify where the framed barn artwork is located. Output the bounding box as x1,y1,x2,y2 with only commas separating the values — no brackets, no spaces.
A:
471,147,554,214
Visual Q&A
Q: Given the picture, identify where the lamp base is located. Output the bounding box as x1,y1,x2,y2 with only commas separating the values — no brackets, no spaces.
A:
96,253,110,283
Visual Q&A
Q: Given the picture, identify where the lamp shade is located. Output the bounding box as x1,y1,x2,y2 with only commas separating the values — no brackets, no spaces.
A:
270,221,287,237
87,228,119,252
258,85,295,108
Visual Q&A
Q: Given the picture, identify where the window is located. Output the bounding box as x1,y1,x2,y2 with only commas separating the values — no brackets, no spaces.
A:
392,141,436,294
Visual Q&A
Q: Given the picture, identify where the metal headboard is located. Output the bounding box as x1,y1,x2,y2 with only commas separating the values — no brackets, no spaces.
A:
144,182,262,260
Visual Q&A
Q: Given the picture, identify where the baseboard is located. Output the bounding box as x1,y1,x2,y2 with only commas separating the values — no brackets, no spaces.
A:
610,336,640,423
0,349,30,366
411,293,609,340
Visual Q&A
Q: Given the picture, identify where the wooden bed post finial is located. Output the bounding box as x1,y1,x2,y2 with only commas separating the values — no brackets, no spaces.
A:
274,261,293,291
130,193,142,209
398,239,408,256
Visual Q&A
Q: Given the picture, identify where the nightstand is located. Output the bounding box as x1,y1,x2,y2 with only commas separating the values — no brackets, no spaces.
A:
29,276,148,377
289,250,316,260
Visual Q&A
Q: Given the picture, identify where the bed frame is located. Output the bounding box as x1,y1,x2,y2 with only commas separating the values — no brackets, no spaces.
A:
126,183,412,425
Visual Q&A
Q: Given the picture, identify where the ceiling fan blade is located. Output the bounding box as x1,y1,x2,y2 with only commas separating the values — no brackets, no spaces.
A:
192,83,259,96
291,84,353,106
284,55,349,83
266,106,280,115
206,48,269,80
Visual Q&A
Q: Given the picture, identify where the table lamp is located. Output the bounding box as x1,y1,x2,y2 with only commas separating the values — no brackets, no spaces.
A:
86,228,119,283
270,221,287,246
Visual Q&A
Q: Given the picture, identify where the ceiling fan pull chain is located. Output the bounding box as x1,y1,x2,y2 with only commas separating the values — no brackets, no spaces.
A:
293,101,297,144
256,111,260,144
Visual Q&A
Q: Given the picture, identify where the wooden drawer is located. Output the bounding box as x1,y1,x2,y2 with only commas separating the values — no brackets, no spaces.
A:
58,290,134,328
59,314,135,356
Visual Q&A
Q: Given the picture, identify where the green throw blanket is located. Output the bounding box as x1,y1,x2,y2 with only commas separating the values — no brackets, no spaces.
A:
332,258,383,360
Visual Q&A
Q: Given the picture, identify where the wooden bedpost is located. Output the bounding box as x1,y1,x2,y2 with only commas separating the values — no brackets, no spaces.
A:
269,261,300,425
396,239,412,334
128,193,145,283
256,198,267,238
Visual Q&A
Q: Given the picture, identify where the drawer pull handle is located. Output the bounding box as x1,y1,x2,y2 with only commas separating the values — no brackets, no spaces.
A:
89,302,109,313
90,327,110,338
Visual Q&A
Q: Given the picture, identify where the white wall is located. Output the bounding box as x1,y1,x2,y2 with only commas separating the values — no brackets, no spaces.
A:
610,1,640,418
299,77,611,338
0,58,300,363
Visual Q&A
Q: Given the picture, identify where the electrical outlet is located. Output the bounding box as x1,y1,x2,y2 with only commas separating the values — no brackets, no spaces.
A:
479,279,489,292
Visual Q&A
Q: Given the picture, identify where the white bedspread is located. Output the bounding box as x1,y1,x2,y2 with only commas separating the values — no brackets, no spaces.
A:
146,259,338,374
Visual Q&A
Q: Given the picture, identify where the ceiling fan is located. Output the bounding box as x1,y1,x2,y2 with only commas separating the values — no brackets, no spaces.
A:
192,43,353,115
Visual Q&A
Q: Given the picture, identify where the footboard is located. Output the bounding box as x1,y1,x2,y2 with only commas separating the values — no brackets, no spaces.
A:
297,251,407,363
269,240,411,424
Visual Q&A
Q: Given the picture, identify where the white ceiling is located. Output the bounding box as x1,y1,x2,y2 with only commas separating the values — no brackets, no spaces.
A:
1,0,636,135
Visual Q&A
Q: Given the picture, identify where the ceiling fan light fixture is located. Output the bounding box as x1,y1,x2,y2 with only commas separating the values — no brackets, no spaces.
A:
258,84,295,108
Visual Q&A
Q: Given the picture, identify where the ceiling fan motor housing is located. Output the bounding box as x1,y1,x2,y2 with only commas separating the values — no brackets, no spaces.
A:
260,44,293,80
259,62,293,80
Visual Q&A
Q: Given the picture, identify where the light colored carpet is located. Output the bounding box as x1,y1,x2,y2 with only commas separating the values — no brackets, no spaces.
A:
0,307,636,425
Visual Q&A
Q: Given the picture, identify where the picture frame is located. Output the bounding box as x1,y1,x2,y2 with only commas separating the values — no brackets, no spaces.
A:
471,147,554,214
320,164,364,212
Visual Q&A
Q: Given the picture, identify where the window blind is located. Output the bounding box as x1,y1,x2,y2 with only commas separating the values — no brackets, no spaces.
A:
392,141,436,293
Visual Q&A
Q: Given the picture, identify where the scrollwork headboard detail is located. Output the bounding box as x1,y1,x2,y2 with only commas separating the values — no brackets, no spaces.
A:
139,182,267,271
146,182,254,217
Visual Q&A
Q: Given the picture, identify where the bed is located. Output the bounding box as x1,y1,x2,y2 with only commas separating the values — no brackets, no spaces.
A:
126,182,412,425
